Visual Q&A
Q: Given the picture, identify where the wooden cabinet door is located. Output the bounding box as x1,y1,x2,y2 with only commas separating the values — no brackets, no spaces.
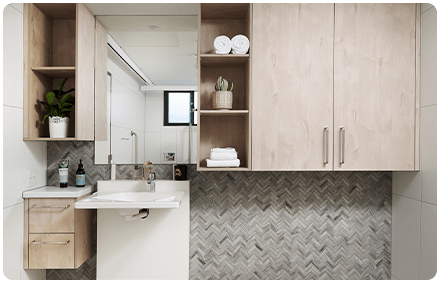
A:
334,4,418,170
252,4,334,170
75,3,95,140
94,18,108,141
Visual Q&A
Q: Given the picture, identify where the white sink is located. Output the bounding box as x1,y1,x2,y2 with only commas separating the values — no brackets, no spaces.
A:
74,180,188,220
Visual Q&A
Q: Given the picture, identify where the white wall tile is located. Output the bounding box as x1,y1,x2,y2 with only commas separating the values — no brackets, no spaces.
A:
422,3,434,13
3,203,23,280
111,126,134,164
3,5,23,108
420,202,437,280
394,171,421,200
391,275,397,280
420,106,437,204
176,130,197,164
135,131,145,164
9,3,24,13
421,7,437,106
145,99,162,132
395,195,421,280
3,106,24,208
160,131,177,164
21,141,45,189
144,131,161,164
108,54,144,95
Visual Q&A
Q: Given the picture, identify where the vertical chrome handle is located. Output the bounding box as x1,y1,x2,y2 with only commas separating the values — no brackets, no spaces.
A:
324,127,329,164
340,127,345,164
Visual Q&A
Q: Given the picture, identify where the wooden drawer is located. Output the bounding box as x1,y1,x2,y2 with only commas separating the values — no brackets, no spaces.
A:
29,198,74,233
29,234,75,269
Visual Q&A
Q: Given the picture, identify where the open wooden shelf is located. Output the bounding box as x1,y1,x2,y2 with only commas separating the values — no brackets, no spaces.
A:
24,137,76,141
31,67,76,77
200,54,249,67
197,3,252,171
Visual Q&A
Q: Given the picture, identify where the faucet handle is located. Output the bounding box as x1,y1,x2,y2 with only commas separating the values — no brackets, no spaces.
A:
144,160,152,166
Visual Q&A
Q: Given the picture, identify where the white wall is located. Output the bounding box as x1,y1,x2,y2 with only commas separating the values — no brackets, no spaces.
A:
3,3,46,280
144,89,197,164
391,4,437,280
108,53,146,164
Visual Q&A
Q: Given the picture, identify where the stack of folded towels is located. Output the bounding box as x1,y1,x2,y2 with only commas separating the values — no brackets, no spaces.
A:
206,147,240,167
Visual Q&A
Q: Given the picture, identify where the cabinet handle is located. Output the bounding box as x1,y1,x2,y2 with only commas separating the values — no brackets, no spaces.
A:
340,127,345,164
31,205,70,209
324,127,329,164
31,240,70,245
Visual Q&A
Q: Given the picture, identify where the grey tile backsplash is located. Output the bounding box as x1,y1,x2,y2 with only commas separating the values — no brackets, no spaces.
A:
46,142,391,280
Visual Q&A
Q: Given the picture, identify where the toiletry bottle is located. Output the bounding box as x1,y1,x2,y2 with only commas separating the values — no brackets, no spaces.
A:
59,160,69,188
76,159,85,187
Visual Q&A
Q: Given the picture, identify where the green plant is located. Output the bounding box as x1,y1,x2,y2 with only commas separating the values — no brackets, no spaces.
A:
38,78,75,124
215,76,233,91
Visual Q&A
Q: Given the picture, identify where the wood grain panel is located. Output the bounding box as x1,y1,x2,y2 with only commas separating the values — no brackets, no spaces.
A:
74,204,94,268
95,19,108,141
415,3,421,171
23,199,29,269
75,3,95,141
29,198,75,233
252,3,334,170
32,67,75,77
29,234,75,269
201,3,250,19
334,3,417,170
53,19,76,66
33,3,76,19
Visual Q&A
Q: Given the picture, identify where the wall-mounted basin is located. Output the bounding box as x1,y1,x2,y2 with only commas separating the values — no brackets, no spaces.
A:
74,180,188,220
74,191,183,209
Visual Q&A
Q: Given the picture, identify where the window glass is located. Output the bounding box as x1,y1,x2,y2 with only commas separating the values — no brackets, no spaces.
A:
168,92,190,123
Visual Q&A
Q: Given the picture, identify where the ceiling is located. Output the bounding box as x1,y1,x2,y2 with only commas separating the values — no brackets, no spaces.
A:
86,4,198,86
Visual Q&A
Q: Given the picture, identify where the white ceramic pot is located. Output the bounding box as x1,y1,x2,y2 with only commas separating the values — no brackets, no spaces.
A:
212,91,233,110
49,116,69,138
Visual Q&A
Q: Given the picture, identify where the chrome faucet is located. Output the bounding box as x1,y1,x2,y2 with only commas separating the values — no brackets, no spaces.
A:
143,161,156,192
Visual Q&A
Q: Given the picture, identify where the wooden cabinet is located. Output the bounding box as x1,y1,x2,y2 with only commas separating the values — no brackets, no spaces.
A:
252,4,334,170
334,3,419,170
23,3,107,141
251,3,420,171
197,4,252,171
24,196,93,269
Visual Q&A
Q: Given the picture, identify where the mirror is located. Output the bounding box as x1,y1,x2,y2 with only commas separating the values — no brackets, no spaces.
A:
92,6,198,165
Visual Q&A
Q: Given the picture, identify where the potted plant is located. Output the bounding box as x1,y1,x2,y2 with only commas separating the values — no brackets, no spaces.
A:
38,78,75,138
213,76,233,110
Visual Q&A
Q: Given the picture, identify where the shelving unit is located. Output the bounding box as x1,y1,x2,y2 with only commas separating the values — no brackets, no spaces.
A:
197,3,252,171
23,3,95,141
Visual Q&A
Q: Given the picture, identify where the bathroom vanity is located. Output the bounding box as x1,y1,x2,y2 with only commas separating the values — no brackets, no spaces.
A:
74,180,190,280
22,186,94,269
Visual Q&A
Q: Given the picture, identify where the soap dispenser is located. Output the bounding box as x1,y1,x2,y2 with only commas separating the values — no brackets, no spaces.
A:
76,159,85,187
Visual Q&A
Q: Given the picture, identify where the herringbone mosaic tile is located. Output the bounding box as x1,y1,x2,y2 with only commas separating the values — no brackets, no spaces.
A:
46,142,391,280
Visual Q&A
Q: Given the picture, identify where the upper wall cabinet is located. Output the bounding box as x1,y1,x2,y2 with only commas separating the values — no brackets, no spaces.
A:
334,4,419,170
252,3,420,171
252,3,334,170
23,3,107,141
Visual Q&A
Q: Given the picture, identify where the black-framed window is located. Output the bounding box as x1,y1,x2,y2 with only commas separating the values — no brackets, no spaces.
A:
163,91,197,126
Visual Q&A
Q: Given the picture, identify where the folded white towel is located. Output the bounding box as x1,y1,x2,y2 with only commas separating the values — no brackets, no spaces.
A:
211,147,237,153
231,34,249,54
210,152,238,160
213,35,231,54
206,158,240,168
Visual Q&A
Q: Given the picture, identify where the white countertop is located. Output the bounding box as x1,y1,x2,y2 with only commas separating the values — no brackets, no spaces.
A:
22,185,94,198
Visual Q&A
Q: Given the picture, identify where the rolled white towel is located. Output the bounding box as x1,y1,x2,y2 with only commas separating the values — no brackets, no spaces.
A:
210,151,238,160
231,34,249,54
206,158,240,168
213,35,231,54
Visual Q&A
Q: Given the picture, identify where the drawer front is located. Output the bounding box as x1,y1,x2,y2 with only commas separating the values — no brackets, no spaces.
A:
28,198,74,233
29,234,75,269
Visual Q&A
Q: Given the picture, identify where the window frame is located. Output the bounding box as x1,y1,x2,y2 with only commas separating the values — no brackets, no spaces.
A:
163,91,196,126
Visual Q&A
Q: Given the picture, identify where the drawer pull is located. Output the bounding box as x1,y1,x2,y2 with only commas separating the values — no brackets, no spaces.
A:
31,205,70,209
31,240,70,245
